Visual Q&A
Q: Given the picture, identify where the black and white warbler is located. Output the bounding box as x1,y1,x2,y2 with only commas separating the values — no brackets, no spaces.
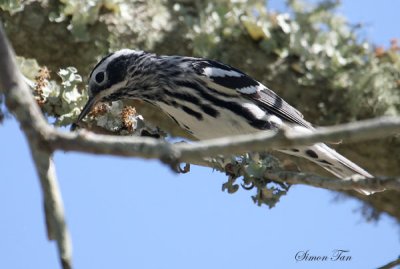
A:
73,49,376,195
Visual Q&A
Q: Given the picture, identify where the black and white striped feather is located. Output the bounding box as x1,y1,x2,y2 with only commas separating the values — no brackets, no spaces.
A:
75,49,377,195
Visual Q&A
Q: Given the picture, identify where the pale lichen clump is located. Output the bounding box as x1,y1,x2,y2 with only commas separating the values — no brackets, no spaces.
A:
18,61,87,126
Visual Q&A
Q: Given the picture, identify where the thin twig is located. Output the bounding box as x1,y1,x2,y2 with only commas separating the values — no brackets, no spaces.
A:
377,255,400,269
0,23,72,269
29,145,72,269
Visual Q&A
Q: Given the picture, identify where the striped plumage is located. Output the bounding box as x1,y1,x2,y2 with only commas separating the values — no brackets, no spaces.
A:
74,49,376,195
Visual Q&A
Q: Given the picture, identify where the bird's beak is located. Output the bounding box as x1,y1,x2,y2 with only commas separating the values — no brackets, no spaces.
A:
70,95,98,131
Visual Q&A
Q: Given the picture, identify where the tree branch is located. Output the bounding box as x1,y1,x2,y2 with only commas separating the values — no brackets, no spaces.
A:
0,23,72,269
377,255,400,269
29,144,72,269
176,117,400,159
45,121,400,193
45,116,400,166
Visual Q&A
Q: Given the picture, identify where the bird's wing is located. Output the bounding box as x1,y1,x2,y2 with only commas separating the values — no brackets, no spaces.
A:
190,59,313,129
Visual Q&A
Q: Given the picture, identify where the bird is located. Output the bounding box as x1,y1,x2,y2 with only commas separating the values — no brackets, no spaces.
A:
72,49,376,195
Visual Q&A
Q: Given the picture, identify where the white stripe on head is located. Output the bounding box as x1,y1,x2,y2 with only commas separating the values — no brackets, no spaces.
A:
93,49,140,75
89,49,141,93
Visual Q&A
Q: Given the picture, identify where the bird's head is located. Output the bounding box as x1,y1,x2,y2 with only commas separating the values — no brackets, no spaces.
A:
72,49,146,129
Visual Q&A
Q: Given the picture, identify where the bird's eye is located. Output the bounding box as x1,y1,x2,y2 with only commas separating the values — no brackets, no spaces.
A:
94,71,106,85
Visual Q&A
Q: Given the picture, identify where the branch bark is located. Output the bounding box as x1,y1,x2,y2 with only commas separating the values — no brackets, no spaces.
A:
45,117,400,171
377,255,400,269
0,23,72,269
29,145,72,269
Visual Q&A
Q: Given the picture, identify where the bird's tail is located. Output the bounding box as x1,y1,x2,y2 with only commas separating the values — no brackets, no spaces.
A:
279,143,377,195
